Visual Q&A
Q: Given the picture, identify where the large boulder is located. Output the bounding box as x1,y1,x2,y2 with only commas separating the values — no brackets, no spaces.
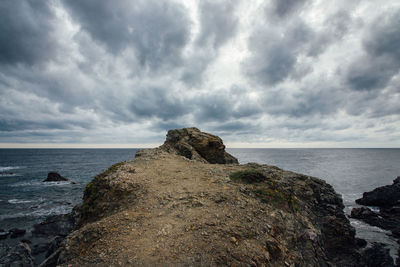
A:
43,172,68,182
355,176,400,207
160,127,238,164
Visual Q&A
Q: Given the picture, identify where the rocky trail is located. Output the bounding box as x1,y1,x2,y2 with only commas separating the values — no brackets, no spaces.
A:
2,128,394,266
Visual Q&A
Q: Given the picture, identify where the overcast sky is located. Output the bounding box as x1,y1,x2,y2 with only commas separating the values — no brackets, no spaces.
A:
0,0,399,148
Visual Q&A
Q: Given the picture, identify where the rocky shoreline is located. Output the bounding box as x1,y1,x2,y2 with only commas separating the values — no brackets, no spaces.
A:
1,128,396,266
351,176,400,265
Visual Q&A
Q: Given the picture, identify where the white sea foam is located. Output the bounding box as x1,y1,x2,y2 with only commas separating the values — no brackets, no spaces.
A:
0,205,72,220
9,180,71,187
0,166,24,171
0,173,19,177
8,199,33,204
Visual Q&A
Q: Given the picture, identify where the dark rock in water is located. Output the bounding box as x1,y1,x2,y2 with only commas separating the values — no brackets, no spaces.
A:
0,172,14,176
32,213,75,237
43,172,68,182
356,176,400,207
356,238,368,248
159,127,239,164
363,243,395,267
9,228,26,238
0,230,9,239
0,242,35,267
33,243,51,256
351,207,400,232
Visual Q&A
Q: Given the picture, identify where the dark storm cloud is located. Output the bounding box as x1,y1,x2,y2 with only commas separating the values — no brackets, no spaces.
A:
193,88,261,123
244,20,315,85
346,9,400,91
244,6,352,87
129,87,188,120
269,0,309,18
63,0,190,70
260,84,345,119
0,0,57,65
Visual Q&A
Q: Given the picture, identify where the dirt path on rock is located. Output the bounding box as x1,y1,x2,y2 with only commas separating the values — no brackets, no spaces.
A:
58,148,363,266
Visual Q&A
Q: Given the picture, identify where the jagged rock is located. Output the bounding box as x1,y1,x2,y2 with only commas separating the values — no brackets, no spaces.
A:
32,213,75,237
160,127,238,164
43,172,68,182
9,228,26,238
356,176,400,207
0,242,34,266
363,243,394,267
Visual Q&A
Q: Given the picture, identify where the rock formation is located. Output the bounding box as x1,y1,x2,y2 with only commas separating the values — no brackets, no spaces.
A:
36,128,385,266
159,127,238,164
43,172,69,182
355,176,400,207
352,177,400,265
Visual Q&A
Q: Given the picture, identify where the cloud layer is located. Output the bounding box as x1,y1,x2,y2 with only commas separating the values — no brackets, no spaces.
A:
0,0,399,147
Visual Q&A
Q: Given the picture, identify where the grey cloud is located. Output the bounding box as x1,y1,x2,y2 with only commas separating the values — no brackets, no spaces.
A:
196,1,239,49
245,7,353,87
346,9,400,91
181,0,239,85
63,0,190,70
129,87,188,120
262,85,345,118
244,21,314,85
269,0,309,18
0,0,57,65
194,89,262,123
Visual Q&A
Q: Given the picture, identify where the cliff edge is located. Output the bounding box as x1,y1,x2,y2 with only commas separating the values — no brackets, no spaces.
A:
50,128,370,266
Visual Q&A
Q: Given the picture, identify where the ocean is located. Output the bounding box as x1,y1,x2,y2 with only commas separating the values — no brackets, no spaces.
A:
1,148,400,255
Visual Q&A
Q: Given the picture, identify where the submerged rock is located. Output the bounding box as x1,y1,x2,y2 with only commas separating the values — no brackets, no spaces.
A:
9,228,26,238
0,230,9,239
43,172,68,182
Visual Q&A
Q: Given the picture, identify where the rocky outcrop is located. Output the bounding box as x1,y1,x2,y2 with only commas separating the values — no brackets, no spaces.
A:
32,213,75,237
355,176,400,207
38,128,379,266
43,172,69,182
352,177,400,236
159,127,238,164
351,177,400,265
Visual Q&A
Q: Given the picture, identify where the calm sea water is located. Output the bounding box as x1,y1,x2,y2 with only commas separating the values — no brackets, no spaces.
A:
1,148,399,254
0,149,138,231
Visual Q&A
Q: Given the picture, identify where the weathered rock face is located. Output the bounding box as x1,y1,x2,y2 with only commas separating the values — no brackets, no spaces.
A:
356,176,400,207
46,128,376,266
160,127,238,164
43,172,68,182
